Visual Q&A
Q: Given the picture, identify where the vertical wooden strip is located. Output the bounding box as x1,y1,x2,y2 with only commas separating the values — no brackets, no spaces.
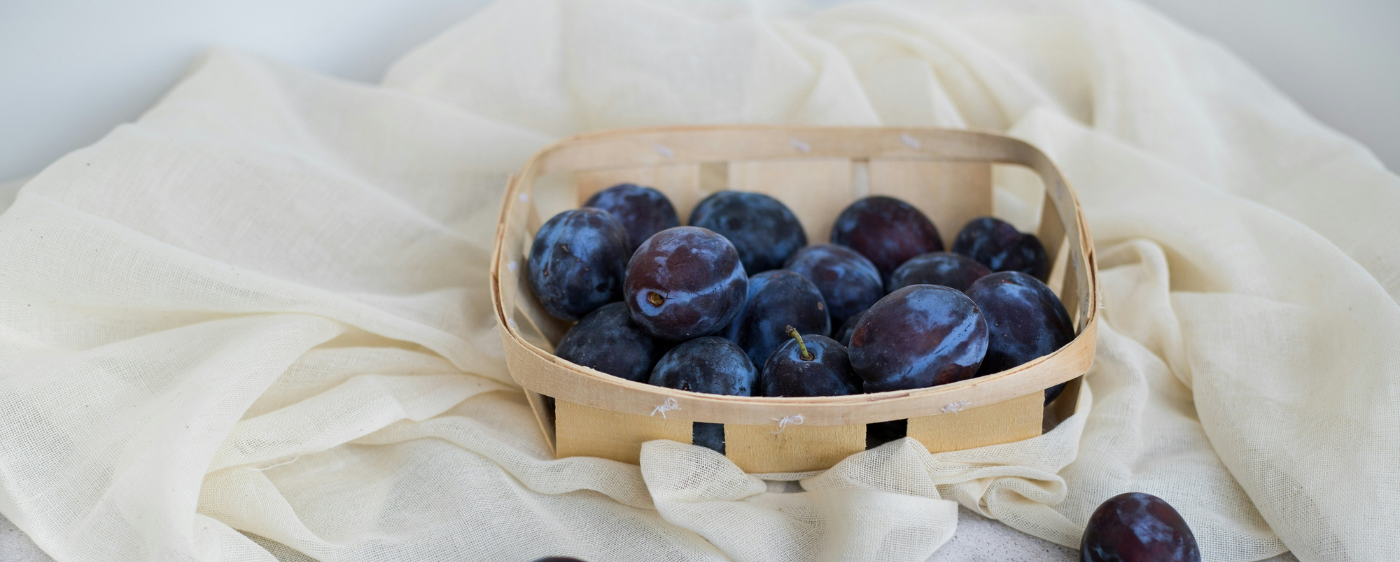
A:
1037,172,1072,299
698,162,729,198
524,390,557,454
725,423,866,473
554,400,693,465
1046,237,1071,300
907,392,1044,453
1075,243,1093,333
1044,376,1084,432
850,159,871,199
497,253,523,326
1037,187,1067,270
514,273,570,347
1036,168,1092,333
519,200,544,272
512,308,556,352
499,187,534,320
1060,249,1083,330
868,160,992,248
728,159,853,244
1035,173,1091,331
525,201,545,238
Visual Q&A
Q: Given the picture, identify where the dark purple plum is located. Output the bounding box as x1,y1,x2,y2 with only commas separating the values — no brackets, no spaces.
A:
554,303,665,383
1081,492,1201,562
527,209,630,321
952,216,1049,281
649,337,758,454
834,308,867,347
625,227,748,341
965,271,1073,373
830,196,943,280
722,270,830,368
583,183,680,255
688,191,807,273
848,285,988,392
886,252,992,293
649,338,757,397
761,328,861,397
965,271,1074,404
784,244,883,328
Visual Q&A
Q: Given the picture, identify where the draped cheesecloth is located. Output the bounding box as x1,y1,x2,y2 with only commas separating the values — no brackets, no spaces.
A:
1,1,1396,561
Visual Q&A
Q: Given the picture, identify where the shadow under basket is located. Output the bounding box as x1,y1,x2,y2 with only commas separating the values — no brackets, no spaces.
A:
490,126,1098,473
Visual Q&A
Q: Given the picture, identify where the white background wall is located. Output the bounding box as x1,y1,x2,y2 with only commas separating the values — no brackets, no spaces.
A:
1,0,1396,182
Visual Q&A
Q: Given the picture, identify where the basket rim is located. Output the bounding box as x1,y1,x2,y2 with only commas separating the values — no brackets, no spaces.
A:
490,125,1098,425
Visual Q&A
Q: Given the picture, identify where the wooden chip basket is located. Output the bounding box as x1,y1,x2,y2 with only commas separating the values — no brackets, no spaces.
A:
490,126,1098,473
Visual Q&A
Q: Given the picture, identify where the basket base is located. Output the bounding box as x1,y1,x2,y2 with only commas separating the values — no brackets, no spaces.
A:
725,423,865,473
908,391,1044,453
555,400,691,465
549,380,1078,472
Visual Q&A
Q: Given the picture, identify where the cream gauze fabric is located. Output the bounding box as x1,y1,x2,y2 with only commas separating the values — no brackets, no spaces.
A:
1,1,1397,561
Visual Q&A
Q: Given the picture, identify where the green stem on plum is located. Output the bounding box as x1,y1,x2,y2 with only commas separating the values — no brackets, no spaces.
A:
647,292,664,306
786,325,813,361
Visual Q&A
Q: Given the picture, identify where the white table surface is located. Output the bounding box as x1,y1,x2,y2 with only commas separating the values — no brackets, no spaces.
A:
0,505,1300,562
1,0,1381,559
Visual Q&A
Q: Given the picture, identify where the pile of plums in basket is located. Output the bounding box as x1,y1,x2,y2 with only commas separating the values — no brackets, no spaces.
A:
527,183,1077,453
